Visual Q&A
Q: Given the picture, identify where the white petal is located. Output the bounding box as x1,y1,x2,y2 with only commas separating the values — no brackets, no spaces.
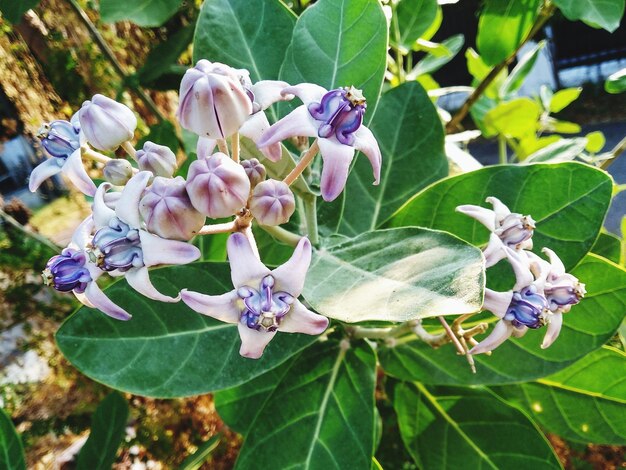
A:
470,320,514,354
73,291,94,308
279,300,328,335
542,247,566,276
455,205,496,231
237,322,276,359
255,105,318,149
92,183,116,229
318,137,355,202
505,249,535,290
353,126,381,185
227,232,270,289
241,112,281,162
197,137,216,159
281,83,327,104
28,158,63,192
511,325,528,338
139,230,200,267
271,237,312,297
486,196,511,221
251,80,292,110
483,288,513,318
84,281,132,321
483,233,506,268
541,313,563,349
70,215,94,249
62,149,97,196
116,171,151,228
126,266,179,302
180,289,240,323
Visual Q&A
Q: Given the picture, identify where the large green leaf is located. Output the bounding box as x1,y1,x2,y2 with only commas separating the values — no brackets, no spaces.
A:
494,346,626,445
303,227,484,323
338,81,447,236
394,0,439,49
394,383,561,469
233,341,377,469
100,0,181,27
56,263,317,398
0,408,25,470
388,162,613,270
279,0,388,115
137,25,195,87
379,254,626,385
193,0,295,84
554,0,625,32
0,0,39,24
76,393,129,470
476,0,542,66
592,231,621,264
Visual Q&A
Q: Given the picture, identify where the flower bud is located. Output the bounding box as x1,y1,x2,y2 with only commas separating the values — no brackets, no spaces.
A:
249,179,295,226
103,159,134,186
136,141,177,178
186,153,250,218
241,158,266,187
43,248,91,293
177,60,253,139
139,176,205,241
37,120,80,158
78,94,137,151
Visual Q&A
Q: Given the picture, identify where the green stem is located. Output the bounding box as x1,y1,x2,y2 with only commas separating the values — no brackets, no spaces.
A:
0,209,61,253
390,7,405,84
498,135,508,164
600,134,626,170
302,194,319,246
258,224,302,247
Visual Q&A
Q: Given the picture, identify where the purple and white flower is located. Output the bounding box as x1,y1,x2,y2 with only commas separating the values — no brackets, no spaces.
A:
249,179,295,226
78,94,137,151
256,84,382,202
136,141,178,178
181,232,329,359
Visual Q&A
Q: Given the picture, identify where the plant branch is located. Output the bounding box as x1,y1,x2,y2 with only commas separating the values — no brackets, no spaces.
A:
258,224,302,247
284,140,319,186
302,194,319,246
600,134,626,170
0,209,61,253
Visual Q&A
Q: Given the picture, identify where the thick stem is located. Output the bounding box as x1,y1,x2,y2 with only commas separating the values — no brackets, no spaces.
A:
498,135,508,164
283,140,319,186
302,194,319,246
600,134,626,170
259,224,302,247
121,141,137,160
231,132,240,164
197,221,236,235
438,316,466,356
82,146,110,164
217,139,230,157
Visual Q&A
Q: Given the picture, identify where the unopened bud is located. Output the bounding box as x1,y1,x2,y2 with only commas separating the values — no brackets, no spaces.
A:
103,159,134,186
186,153,250,219
78,94,137,151
139,176,205,241
249,179,295,226
136,141,177,178
241,158,266,187
177,60,252,139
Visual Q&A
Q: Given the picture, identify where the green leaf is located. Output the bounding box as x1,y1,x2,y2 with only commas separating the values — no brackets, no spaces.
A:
56,263,317,398
547,119,581,134
193,0,295,85
303,227,484,323
605,67,626,94
484,98,542,138
592,231,621,264
379,254,626,385
553,0,625,32
137,121,180,154
394,0,439,48
524,137,588,163
233,341,377,469
0,0,39,24
494,346,626,445
137,25,194,86
394,383,561,469
279,0,388,115
178,435,221,470
388,162,613,270
500,40,545,97
0,408,25,470
407,34,464,78
338,81,447,236
100,0,182,27
476,0,542,66
585,131,606,153
76,393,129,470
549,87,582,113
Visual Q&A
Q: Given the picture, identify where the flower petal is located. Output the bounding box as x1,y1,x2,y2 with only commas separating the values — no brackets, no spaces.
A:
469,320,514,354
70,215,94,249
255,105,318,149
237,322,276,359
28,158,63,192
542,247,566,276
482,233,506,268
486,196,511,220
353,126,381,185
241,112,282,162
139,230,200,267
271,237,311,297
318,137,355,202
541,312,563,349
181,288,240,323
84,281,132,321
126,266,179,302
62,149,97,196
483,288,513,318
505,249,535,291
197,137,217,159
281,83,327,104
227,232,271,288
455,205,496,231
279,300,328,335
251,80,292,110
73,290,94,308
92,183,116,229
116,170,151,228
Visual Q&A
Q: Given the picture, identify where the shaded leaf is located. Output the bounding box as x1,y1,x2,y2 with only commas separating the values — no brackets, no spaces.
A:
0,408,25,470
408,34,464,78
0,0,39,24
137,25,194,86
524,138,588,163
137,121,180,154
554,0,625,32
592,231,621,264
394,0,439,48
100,0,182,27
500,40,545,97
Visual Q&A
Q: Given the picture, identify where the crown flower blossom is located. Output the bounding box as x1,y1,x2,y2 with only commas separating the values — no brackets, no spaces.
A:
181,232,329,359
78,94,138,151
30,118,97,196
256,83,382,202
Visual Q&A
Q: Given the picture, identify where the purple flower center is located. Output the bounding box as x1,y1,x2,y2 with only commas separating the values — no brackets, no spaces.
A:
504,285,548,329
237,275,294,332
90,217,143,272
497,213,535,248
37,120,81,159
43,248,91,293
308,86,366,146
544,275,585,309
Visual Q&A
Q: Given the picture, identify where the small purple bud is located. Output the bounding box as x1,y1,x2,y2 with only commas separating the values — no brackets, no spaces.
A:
186,152,250,219
504,285,549,329
544,273,586,312
308,86,366,146
249,179,295,226
497,213,535,248
43,248,92,293
177,60,253,139
103,159,134,186
139,176,205,241
241,158,266,187
37,120,81,159
136,141,177,178
91,217,143,272
78,94,137,151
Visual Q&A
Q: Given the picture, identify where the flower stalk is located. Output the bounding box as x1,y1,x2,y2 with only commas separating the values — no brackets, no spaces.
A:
283,140,319,186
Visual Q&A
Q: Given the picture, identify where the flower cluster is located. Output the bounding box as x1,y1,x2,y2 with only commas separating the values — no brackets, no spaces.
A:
32,59,384,357
457,197,585,353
